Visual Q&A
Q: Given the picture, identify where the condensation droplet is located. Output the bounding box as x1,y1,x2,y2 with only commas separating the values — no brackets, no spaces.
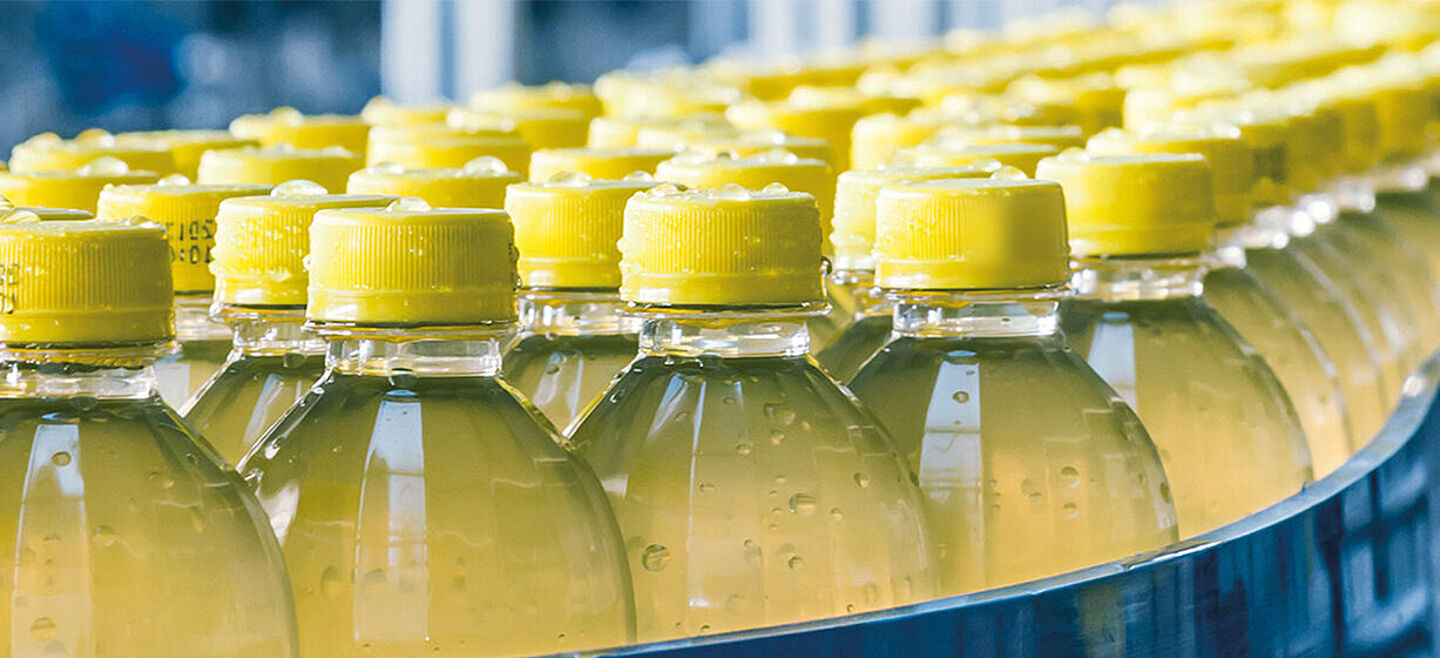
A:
30,617,55,641
1063,502,1079,518
854,472,871,488
1059,466,1080,487
735,441,753,456
788,493,816,515
952,390,970,403
387,196,433,212
641,544,671,572
50,452,71,467
272,179,327,197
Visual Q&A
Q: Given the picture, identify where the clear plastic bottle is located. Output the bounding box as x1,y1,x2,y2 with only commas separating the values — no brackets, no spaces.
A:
847,176,1177,595
0,214,296,656
566,185,934,641
1039,152,1313,537
96,177,274,408
1088,128,1354,475
183,181,394,463
240,200,633,656
501,176,656,430
817,165,994,381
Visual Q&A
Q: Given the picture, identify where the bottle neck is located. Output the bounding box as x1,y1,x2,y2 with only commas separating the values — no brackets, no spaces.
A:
217,305,326,356
177,293,231,341
889,289,1062,338
1070,254,1205,301
830,269,891,318
0,344,167,399
635,306,816,358
517,289,639,337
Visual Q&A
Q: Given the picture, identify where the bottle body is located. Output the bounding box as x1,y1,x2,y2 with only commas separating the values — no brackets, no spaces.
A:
156,294,234,408
815,271,894,381
241,336,634,657
566,314,934,641
1202,257,1352,476
1319,209,1440,350
1061,259,1312,537
848,296,1177,594
184,312,327,464
502,292,638,431
0,359,297,657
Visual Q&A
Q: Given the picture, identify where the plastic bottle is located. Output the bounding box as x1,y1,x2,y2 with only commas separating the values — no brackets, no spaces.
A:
184,181,393,463
0,213,297,656
1040,152,1313,537
848,175,1177,594
503,174,657,430
240,199,633,656
97,178,274,408
566,184,934,641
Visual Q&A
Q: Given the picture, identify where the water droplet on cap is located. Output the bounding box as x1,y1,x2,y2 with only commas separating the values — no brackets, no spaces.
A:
269,106,304,123
463,156,511,176
622,170,655,181
990,166,1029,181
158,173,192,186
366,161,406,175
78,156,130,176
761,181,791,194
76,127,115,145
753,148,801,164
1,210,41,225
272,179,328,197
711,183,752,200
387,197,433,212
547,170,593,187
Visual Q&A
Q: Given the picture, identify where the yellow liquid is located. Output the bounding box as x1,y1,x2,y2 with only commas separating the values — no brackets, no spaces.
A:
816,315,893,382
1322,211,1440,350
1246,248,1392,446
1374,191,1440,276
1288,234,1420,389
1062,297,1313,537
0,396,297,657
847,334,1178,595
1203,266,1352,476
184,353,327,465
567,354,935,641
241,372,635,656
154,338,231,409
503,334,637,431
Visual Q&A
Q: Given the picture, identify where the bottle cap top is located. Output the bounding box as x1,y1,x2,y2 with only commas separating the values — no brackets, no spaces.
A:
10,130,177,176
229,107,370,154
113,130,258,179
893,142,1060,175
528,148,675,183
366,126,533,177
1036,151,1215,256
1086,128,1254,227
506,177,659,289
197,145,363,193
655,150,835,236
831,164,997,271
346,159,522,209
0,161,160,212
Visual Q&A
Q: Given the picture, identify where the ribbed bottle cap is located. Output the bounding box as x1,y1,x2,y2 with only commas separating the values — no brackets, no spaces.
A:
1086,128,1254,227
360,96,455,126
655,150,834,235
932,124,1087,151
679,131,834,167
1175,108,1294,206
528,148,674,182
98,180,274,293
366,124,532,177
308,200,517,325
831,164,996,271
114,130,258,179
1036,151,1215,256
1370,80,1431,160
874,176,1070,290
449,107,590,150
1329,93,1382,173
849,113,946,170
9,130,176,175
0,159,160,212
213,183,394,306
346,158,521,209
506,176,659,289
470,82,604,120
619,185,823,306
893,142,1060,175
196,145,363,193
229,107,370,154
726,90,868,170
0,216,173,345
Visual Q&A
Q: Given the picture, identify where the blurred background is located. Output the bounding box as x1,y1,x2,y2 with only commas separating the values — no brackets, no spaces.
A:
0,0,1116,152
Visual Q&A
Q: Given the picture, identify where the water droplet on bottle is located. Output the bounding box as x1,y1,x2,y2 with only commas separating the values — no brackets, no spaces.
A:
1059,466,1079,487
854,472,870,488
30,617,55,641
1063,502,1079,518
320,566,344,597
1159,482,1172,503
698,482,715,493
50,452,71,467
952,390,970,403
788,493,816,515
787,555,805,570
698,624,712,635
830,508,844,521
641,544,671,571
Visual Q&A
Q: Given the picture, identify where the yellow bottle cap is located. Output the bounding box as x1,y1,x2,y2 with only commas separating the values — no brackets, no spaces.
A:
0,198,92,221
97,180,274,293
229,107,370,154
449,107,589,150
1371,81,1431,160
367,124,533,177
679,131,834,167
346,158,521,209
1086,128,1254,227
0,158,160,212
1329,93,1382,173
196,145,363,193
831,164,997,271
933,124,1087,150
619,185,824,306
212,182,394,307
506,176,658,289
0,217,173,345
893,142,1060,175
9,130,176,175
1006,73,1127,136
308,200,517,325
589,112,732,148
470,82,604,120
1036,152,1215,256
726,89,869,171
874,176,1070,290
528,148,674,182
360,96,455,126
849,113,946,170
655,150,835,236
1174,108,1294,206
114,130,258,179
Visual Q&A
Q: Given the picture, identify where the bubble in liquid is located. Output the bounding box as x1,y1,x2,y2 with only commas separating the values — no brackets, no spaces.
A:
387,196,433,212
788,493,817,515
698,482,715,493
699,624,712,635
30,617,56,641
641,544,671,571
830,508,844,521
1159,482,1172,503
272,179,328,197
